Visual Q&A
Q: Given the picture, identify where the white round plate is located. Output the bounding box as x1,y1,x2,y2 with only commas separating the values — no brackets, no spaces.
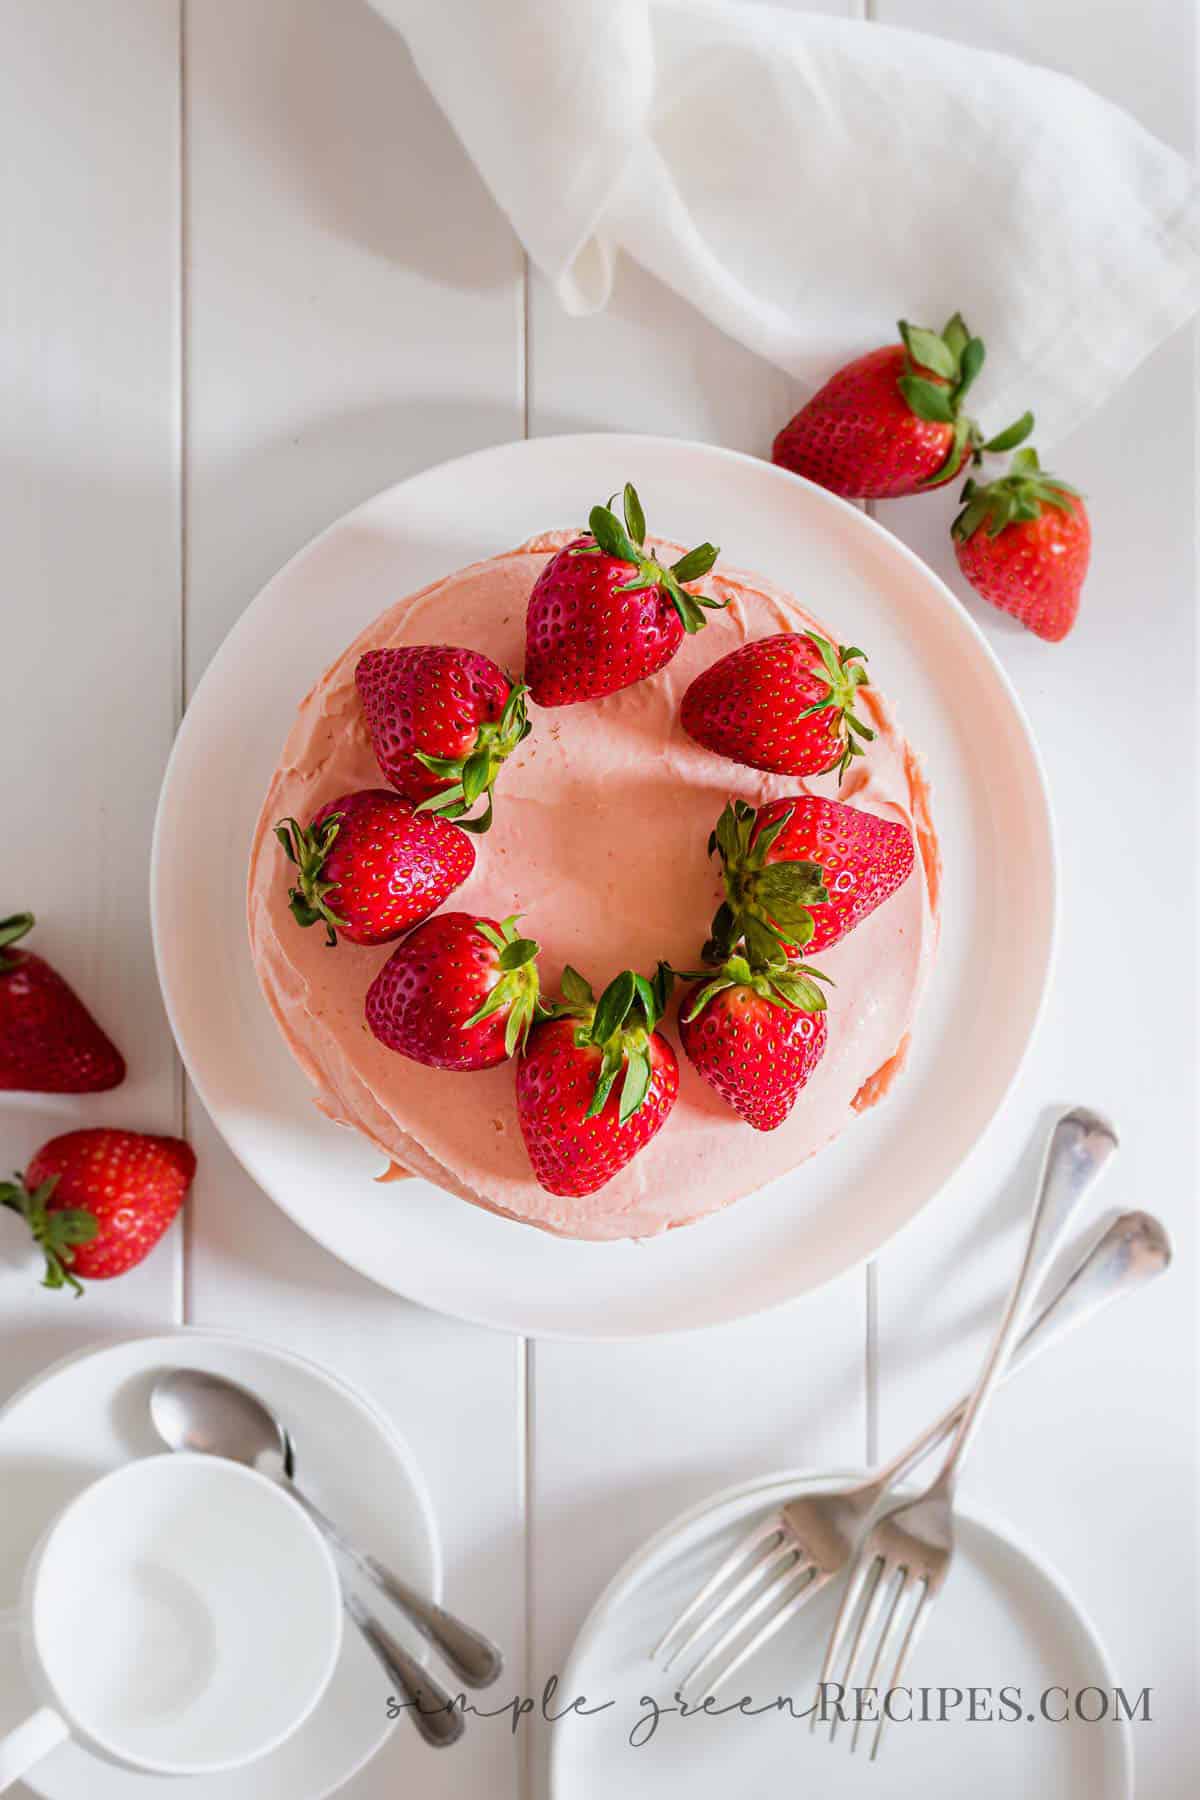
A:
551,1471,1132,1799
151,434,1056,1337
0,1331,440,1800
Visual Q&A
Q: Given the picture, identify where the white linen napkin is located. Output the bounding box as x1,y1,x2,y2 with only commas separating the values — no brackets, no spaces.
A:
374,0,1200,444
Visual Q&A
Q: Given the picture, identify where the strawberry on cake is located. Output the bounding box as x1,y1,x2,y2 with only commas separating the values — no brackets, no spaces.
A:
247,484,940,1242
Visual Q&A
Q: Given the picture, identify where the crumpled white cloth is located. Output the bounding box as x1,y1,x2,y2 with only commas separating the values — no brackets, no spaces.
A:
373,0,1200,443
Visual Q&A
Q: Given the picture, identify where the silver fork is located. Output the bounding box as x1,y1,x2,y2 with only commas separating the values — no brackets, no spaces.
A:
813,1106,1120,1760
653,1109,1130,1699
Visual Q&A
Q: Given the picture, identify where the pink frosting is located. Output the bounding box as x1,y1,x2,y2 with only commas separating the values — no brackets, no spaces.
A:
247,534,940,1241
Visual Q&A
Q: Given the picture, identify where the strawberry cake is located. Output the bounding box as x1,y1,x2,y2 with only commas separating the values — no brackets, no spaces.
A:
247,487,940,1242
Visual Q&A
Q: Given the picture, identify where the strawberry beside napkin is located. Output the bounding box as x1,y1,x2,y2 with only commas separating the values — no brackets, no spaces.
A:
373,0,1200,443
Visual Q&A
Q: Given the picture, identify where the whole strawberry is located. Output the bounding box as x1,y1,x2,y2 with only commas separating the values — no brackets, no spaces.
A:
677,955,829,1131
367,913,545,1070
525,482,722,706
704,797,916,964
516,965,678,1197
681,630,874,783
952,450,1090,643
0,913,125,1093
0,1128,196,1294
275,789,474,947
772,314,1033,500
355,645,529,833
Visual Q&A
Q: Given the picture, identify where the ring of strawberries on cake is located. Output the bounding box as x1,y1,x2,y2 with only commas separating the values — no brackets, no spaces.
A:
247,483,940,1243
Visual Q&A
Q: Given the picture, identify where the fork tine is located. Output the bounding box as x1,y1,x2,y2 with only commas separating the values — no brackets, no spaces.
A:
813,1548,877,1728
666,1538,803,1678
683,1548,816,1699
681,1556,818,1697
849,1567,912,1754
826,1553,889,1743
868,1577,934,1762
653,1518,784,1664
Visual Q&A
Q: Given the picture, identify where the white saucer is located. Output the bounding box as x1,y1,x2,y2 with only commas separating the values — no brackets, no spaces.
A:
551,1471,1132,1799
0,1331,441,1800
152,433,1057,1336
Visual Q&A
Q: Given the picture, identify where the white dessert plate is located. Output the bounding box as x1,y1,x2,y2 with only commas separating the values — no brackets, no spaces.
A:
151,434,1056,1337
0,1330,440,1800
550,1471,1132,1799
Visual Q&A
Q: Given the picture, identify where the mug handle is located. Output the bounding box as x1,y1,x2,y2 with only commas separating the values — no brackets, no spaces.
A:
0,1611,70,1793
0,1707,69,1793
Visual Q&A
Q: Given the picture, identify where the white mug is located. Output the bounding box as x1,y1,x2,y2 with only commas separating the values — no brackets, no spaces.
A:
0,1452,343,1789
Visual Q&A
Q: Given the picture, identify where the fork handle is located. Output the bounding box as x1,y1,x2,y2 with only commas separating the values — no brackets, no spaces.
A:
924,1107,1117,1498
875,1208,1166,1492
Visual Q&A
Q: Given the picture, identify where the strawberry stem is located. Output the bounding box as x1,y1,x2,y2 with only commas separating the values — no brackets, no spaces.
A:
571,482,726,636
952,448,1081,543
0,912,35,973
464,915,549,1057
677,951,831,1023
274,814,349,947
0,1172,97,1297
798,633,874,783
413,680,532,834
550,961,668,1124
895,315,1035,488
704,799,830,965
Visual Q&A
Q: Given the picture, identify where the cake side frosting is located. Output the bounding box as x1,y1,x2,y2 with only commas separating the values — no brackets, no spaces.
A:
247,533,940,1241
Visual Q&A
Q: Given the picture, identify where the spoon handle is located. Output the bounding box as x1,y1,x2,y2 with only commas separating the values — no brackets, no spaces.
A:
343,1593,464,1750
290,1481,503,1688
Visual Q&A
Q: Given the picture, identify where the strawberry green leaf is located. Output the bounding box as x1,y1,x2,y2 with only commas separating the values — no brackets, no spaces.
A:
560,965,594,1010
631,973,658,1031
899,321,958,381
650,961,674,1018
0,1174,97,1298
952,449,1083,544
670,543,720,584
899,375,956,424
591,970,636,1046
0,911,35,972
954,336,986,402
622,482,646,548
585,1042,625,1120
982,411,1035,454
588,504,638,564
941,312,971,360
618,1048,651,1124
498,937,539,971
756,862,828,907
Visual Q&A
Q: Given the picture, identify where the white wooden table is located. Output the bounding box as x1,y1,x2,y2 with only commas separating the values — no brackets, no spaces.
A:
2,3,1195,1795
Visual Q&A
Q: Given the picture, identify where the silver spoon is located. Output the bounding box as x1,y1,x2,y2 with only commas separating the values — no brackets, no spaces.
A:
150,1373,501,1722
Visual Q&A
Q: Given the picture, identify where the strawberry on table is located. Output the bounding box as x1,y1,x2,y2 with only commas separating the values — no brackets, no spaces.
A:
681,630,874,783
0,913,125,1094
275,789,474,948
367,912,546,1071
355,645,529,833
525,482,723,706
0,1128,196,1294
952,449,1090,643
704,797,916,964
677,954,829,1131
772,314,1033,500
516,965,678,1197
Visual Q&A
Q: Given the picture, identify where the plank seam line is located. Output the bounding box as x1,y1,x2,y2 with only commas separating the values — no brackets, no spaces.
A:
519,1335,535,1800
178,0,192,1326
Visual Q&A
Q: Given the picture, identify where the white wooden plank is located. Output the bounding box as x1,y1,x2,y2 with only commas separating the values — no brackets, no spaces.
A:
180,3,526,1794
871,5,1197,1792
0,0,183,1385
